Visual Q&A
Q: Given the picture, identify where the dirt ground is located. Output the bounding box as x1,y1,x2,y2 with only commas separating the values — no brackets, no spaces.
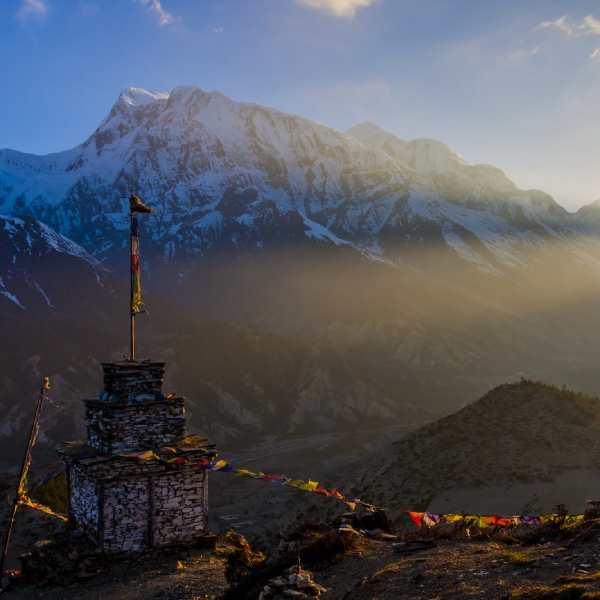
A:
6,521,600,599
319,534,600,599
2,545,229,600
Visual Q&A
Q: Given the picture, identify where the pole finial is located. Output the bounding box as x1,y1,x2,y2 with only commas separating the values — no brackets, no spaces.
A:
129,192,154,214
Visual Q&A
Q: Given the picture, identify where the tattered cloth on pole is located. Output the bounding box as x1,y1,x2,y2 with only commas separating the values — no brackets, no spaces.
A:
131,216,143,312
18,496,68,522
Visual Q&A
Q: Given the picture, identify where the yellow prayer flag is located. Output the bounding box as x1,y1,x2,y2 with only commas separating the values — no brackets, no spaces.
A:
285,479,304,488
138,451,159,461
298,480,319,492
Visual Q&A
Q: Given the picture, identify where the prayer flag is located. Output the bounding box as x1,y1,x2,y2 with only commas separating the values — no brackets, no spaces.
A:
285,479,304,488
422,513,443,527
271,476,290,484
298,480,319,492
131,217,143,312
211,460,228,471
408,511,423,527
444,514,463,522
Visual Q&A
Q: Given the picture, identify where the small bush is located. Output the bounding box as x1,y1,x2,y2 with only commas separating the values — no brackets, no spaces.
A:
225,549,261,585
502,551,535,566
517,379,599,422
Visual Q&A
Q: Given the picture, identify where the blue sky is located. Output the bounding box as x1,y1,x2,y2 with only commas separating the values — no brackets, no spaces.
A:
1,0,600,211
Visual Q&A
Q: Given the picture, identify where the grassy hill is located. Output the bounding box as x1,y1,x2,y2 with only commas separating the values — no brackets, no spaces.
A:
344,380,600,522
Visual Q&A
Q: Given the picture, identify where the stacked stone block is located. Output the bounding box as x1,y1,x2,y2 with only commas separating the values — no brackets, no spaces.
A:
100,362,166,402
85,396,186,453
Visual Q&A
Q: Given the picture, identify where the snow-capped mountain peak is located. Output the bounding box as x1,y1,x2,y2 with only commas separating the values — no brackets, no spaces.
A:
118,87,169,107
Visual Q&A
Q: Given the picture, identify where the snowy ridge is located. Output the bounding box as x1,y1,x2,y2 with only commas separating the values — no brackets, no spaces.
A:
0,215,109,310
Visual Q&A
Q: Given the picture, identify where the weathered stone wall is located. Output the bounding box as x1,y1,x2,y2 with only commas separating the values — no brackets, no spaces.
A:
103,478,151,552
71,465,100,540
85,397,186,453
66,458,211,552
155,471,207,546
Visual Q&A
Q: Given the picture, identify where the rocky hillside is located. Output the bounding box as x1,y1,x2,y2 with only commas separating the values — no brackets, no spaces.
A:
0,215,426,460
0,215,126,465
152,321,428,446
344,380,600,521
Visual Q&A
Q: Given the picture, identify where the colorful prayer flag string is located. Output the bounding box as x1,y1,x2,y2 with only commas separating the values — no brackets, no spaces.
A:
406,511,585,529
106,451,383,512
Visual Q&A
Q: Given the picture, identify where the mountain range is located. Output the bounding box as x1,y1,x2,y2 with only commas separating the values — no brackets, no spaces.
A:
2,85,600,465
2,87,600,270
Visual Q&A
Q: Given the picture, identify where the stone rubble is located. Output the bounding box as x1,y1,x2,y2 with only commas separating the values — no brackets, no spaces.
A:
259,565,327,599
19,534,107,586
16,531,223,588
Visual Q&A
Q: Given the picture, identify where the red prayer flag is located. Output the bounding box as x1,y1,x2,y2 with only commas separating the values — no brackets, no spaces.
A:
407,511,423,527
131,255,140,274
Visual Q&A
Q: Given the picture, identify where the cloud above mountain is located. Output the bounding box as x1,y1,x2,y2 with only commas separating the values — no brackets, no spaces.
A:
294,0,380,18
16,0,48,22
536,14,600,38
135,0,179,26
536,14,600,63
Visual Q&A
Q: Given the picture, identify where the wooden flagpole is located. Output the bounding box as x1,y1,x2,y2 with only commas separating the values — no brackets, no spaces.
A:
0,378,50,576
130,210,135,361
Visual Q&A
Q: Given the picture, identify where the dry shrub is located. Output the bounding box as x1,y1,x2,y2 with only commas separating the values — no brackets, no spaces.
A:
584,500,600,521
222,520,358,600
507,583,589,599
300,530,360,568
501,551,535,566
222,560,284,600
288,520,331,539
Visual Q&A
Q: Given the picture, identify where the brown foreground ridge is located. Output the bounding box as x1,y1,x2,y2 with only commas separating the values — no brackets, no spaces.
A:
5,514,600,599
